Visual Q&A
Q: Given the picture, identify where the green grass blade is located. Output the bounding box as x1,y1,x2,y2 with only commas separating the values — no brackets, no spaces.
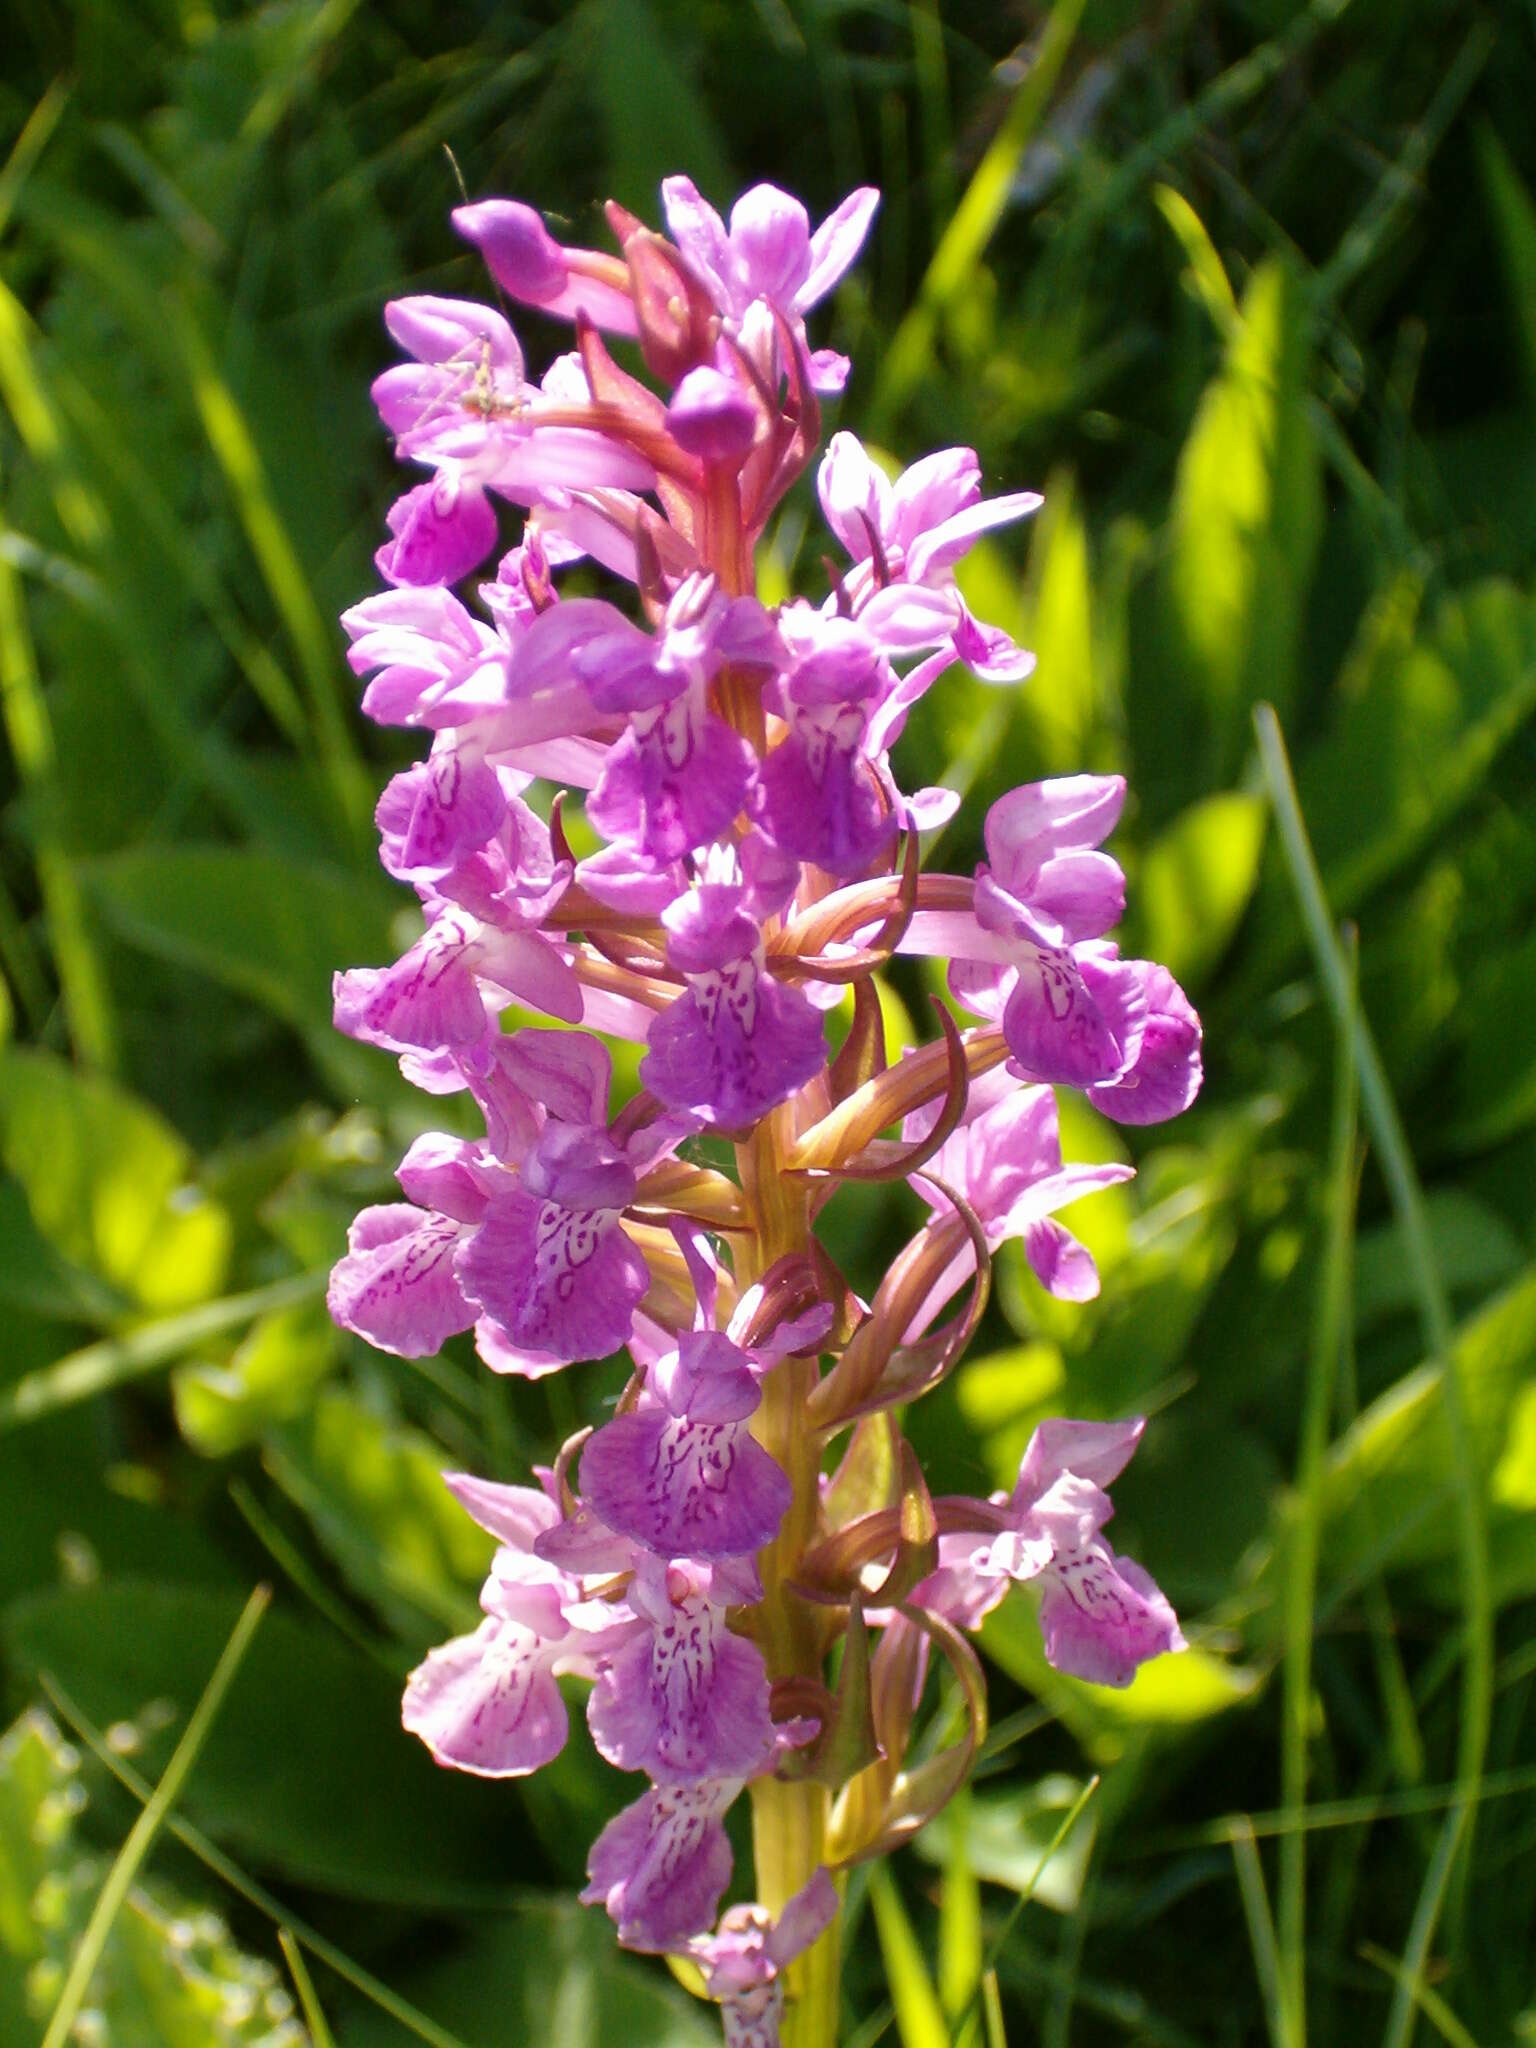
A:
844,2004,896,2048
0,76,71,238
1381,1807,1468,2048
980,1970,1007,2048
39,1671,479,2048
868,1860,949,2048
1230,1818,1290,2048
1360,1945,1480,2048
1152,185,1239,339
39,1583,271,2048
1136,1764,1536,1855
176,315,371,842
0,275,106,550
279,1926,337,2048
41,343,327,770
1278,926,1361,2047
226,1478,401,1675
1314,24,1495,307
1254,703,1492,1882
0,1269,326,1431
939,1785,982,2036
0,548,117,1069
871,0,1086,427
947,1774,1103,2048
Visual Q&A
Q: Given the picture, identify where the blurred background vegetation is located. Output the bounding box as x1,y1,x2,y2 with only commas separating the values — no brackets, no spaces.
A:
1,1,1534,2043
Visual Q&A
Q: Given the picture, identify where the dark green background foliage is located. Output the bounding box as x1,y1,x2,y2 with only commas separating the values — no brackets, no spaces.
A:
1,2,1533,2043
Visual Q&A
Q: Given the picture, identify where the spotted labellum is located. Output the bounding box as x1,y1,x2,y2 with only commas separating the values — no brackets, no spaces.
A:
331,174,1200,2047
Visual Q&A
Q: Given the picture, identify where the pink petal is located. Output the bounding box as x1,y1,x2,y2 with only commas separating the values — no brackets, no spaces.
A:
588,1606,775,1782
1087,964,1203,1125
985,775,1126,877
642,964,827,1129
728,183,811,306
1023,1216,1101,1302
580,1413,791,1560
1016,1417,1145,1500
582,1780,738,1950
402,1617,569,1775
376,478,499,588
442,1472,560,1550
327,1204,474,1358
385,294,523,374
798,186,880,309
1001,946,1145,1087
660,177,737,309
1037,1544,1184,1688
457,1189,647,1367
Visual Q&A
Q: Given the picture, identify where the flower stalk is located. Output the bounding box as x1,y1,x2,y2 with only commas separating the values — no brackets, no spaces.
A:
329,172,1203,2047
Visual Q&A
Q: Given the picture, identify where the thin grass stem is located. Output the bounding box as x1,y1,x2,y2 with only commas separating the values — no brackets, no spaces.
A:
1254,704,1492,1918
40,1585,271,2048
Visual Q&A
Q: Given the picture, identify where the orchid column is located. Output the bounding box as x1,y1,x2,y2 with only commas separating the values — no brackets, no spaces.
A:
329,174,1201,2048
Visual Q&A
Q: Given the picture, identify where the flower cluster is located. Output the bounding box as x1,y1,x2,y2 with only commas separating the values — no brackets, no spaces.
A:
330,175,1198,2044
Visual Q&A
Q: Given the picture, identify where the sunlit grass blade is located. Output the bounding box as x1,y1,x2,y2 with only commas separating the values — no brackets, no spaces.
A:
0,550,117,1069
0,76,71,237
980,1969,1007,2048
39,1583,271,2048
0,1269,326,1431
939,1785,982,2040
871,0,1086,428
279,1926,337,2048
15,199,370,844
40,340,331,779
0,274,106,548
1230,1818,1290,2048
868,1860,949,2048
1152,185,1239,339
1278,925,1360,2048
39,1670,480,2048
175,312,372,842
1254,703,1492,1889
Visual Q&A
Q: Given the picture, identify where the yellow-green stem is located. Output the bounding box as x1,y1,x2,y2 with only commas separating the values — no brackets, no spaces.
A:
714,476,840,2044
740,1119,841,2045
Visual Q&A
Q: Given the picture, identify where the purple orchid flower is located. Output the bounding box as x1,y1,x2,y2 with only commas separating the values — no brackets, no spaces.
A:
683,1870,841,2048
641,876,827,1129
587,1555,779,1783
334,174,1216,2034
455,1119,650,1372
402,1477,630,1775
326,1132,500,1358
452,200,641,335
920,1419,1185,1688
905,1067,1135,1306
818,431,1040,679
333,906,583,1053
661,178,879,394
580,1234,830,1559
581,575,779,862
582,1776,742,1950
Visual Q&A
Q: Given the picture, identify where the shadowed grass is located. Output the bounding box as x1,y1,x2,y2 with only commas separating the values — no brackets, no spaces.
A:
39,1583,271,2048
1255,703,1493,2026
39,1669,480,2048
